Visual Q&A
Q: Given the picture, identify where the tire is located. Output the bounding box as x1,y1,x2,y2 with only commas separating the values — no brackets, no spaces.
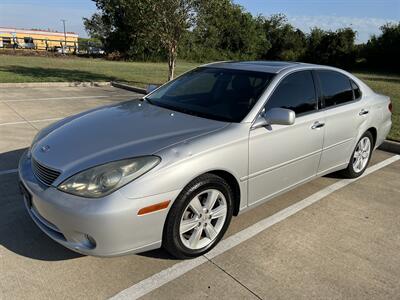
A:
163,173,233,259
341,131,374,178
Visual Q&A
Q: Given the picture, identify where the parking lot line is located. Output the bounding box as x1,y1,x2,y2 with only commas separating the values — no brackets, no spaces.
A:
110,155,400,300
0,169,18,176
0,117,62,127
0,94,133,103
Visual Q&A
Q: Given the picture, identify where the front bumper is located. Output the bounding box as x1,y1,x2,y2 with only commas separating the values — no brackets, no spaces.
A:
18,150,180,256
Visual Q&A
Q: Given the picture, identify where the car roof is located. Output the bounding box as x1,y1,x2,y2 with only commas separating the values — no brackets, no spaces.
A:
202,61,313,74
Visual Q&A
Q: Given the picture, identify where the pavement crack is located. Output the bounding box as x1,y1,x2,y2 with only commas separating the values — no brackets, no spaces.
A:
205,256,264,300
3,101,38,131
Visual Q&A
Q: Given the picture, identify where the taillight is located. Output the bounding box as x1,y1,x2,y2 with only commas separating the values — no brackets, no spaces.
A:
388,99,393,113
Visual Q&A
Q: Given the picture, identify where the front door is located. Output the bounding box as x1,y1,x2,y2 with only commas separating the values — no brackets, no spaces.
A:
248,70,324,205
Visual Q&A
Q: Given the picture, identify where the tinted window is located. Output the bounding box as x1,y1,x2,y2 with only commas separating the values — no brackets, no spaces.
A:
318,70,353,107
265,71,317,115
147,68,274,122
168,72,216,96
351,80,362,99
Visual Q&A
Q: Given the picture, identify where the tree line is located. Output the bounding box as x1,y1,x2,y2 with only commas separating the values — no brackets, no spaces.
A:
84,0,400,79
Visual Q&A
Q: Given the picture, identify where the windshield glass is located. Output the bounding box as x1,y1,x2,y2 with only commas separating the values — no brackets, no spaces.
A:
146,67,274,122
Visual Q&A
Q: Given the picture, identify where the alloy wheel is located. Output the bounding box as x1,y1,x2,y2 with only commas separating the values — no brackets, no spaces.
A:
352,136,371,173
179,189,227,250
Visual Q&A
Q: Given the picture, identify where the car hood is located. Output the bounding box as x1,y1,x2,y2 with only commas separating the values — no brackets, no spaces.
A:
31,100,228,176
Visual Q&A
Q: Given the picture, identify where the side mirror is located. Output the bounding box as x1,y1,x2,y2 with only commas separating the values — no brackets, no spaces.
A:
146,84,159,94
252,108,295,129
265,108,295,126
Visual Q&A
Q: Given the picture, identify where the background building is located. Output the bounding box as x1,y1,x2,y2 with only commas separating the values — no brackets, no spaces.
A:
0,27,78,52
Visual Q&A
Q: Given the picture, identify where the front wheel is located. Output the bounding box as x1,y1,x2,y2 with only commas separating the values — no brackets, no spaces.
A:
342,131,373,178
163,174,233,259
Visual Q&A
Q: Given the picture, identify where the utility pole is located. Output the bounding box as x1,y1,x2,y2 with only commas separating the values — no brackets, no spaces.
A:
61,19,67,54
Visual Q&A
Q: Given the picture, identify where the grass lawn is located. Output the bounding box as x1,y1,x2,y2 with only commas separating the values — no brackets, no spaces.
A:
0,54,198,86
354,72,400,141
0,54,399,140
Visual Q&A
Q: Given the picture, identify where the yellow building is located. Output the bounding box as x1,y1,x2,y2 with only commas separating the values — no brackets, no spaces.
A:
0,27,78,52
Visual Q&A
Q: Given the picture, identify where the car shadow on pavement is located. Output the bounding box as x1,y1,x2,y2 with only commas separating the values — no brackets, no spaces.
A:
138,248,179,260
0,148,81,261
323,171,345,179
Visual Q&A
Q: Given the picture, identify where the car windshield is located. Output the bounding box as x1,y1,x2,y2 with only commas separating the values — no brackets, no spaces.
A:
146,67,275,122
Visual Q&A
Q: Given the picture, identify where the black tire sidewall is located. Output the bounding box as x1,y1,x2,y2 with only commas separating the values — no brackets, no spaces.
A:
163,174,233,258
346,131,374,178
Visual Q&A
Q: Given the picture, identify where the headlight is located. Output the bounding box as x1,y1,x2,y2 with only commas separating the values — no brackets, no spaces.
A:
58,156,160,198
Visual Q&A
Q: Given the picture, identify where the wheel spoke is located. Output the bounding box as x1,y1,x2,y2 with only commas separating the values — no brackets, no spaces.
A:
206,190,220,210
180,188,228,250
204,224,218,240
189,227,203,248
180,218,199,234
354,151,360,158
211,205,227,219
357,157,363,169
189,197,203,216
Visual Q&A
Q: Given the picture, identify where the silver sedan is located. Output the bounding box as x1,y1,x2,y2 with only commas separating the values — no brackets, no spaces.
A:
19,61,392,258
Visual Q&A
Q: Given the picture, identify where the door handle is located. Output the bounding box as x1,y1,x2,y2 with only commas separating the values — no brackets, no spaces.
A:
359,109,369,116
311,121,325,129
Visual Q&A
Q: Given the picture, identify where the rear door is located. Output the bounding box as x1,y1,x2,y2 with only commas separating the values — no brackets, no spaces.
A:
248,70,325,205
315,70,364,174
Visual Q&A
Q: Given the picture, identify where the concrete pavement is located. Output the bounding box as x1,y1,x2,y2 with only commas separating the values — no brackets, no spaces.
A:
0,86,399,299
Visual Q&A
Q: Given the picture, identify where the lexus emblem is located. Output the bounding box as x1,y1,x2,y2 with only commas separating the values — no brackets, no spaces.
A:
40,145,50,153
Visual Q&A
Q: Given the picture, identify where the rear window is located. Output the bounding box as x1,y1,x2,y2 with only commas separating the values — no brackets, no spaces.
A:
317,70,354,107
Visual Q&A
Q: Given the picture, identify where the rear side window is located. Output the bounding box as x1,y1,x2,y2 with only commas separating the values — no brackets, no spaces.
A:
265,71,317,115
317,70,353,107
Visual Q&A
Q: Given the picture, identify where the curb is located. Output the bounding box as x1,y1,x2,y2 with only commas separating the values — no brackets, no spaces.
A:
378,140,400,154
111,81,147,94
0,82,111,88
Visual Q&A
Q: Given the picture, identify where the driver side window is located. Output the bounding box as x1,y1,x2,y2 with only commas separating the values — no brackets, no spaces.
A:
265,71,317,115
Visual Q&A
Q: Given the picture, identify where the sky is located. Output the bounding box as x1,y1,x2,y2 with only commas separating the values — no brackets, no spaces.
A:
0,0,399,43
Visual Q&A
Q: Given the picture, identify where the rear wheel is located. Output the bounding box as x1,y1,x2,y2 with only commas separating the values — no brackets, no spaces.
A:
163,174,233,259
342,131,373,178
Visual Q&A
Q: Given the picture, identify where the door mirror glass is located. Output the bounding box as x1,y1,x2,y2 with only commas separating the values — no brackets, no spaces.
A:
264,108,296,126
146,84,159,94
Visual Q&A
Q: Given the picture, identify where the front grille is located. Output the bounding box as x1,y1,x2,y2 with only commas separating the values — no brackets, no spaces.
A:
31,158,61,186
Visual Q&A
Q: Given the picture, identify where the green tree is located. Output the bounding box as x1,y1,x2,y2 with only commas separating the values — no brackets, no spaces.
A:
363,22,400,69
303,27,357,68
185,0,264,61
85,0,196,80
83,13,109,43
257,14,306,61
152,0,196,80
